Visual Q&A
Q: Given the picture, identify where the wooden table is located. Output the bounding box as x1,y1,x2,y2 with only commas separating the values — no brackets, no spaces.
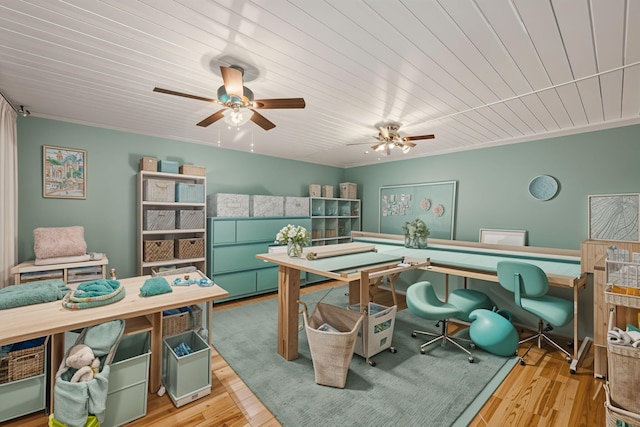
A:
352,232,589,373
0,271,228,408
256,243,429,361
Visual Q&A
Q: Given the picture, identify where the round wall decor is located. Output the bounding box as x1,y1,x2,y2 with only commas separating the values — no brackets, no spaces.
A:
528,175,559,201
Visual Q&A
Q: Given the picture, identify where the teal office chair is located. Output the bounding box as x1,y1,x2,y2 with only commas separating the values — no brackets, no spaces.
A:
406,281,492,363
496,260,573,365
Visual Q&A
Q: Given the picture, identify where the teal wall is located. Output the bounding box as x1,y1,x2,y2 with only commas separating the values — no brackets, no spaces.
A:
346,124,640,249
16,117,640,338
17,117,346,278
346,123,640,338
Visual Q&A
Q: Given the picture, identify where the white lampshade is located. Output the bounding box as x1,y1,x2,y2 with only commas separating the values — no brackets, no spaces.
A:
224,107,253,127
401,145,411,154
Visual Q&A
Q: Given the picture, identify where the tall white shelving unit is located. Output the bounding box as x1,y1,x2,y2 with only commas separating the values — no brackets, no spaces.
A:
309,197,361,246
137,171,206,276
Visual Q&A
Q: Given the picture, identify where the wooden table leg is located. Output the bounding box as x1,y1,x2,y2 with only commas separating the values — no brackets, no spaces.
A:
277,265,300,361
49,332,65,412
148,311,162,393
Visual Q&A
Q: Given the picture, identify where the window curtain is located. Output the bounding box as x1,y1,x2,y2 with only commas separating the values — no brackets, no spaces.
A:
0,96,18,287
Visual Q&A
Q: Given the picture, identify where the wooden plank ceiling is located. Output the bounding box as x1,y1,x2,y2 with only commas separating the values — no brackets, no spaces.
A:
0,0,638,167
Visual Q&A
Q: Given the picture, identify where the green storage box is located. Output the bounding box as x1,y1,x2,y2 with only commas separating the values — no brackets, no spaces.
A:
103,332,151,427
162,331,211,407
158,160,179,174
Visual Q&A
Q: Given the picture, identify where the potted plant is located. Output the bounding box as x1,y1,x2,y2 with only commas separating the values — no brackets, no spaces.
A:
402,218,429,248
275,224,311,257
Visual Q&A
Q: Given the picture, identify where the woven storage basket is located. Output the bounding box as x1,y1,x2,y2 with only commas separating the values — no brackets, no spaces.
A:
162,305,202,338
175,238,204,259
143,239,174,262
608,341,640,414
0,336,48,384
301,302,364,388
605,384,640,427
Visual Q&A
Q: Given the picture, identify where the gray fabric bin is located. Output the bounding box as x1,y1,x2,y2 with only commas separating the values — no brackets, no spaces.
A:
144,210,175,231
176,210,204,229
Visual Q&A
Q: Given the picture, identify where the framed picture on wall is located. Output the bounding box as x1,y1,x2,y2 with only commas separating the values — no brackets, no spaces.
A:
588,193,640,241
479,229,527,246
42,145,87,199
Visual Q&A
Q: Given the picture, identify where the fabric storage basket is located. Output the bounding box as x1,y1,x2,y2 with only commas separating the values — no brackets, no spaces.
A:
176,210,204,229
284,197,310,217
139,157,157,172
207,193,250,217
158,160,179,174
605,384,640,427
143,179,175,202
143,239,174,262
339,182,357,199
322,185,333,198
179,165,206,176
162,305,202,338
175,183,204,203
300,302,364,389
607,341,640,414
175,238,205,259
250,195,285,217
309,184,321,197
144,209,175,231
0,336,48,384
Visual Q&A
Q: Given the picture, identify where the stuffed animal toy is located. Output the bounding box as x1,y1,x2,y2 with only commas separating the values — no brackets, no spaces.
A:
64,344,100,383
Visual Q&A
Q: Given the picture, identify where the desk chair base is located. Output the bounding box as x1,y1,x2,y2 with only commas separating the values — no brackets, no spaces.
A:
411,319,475,363
518,320,572,365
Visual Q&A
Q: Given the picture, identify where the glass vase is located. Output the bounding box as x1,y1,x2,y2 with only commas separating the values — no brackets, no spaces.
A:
404,235,428,249
287,241,303,258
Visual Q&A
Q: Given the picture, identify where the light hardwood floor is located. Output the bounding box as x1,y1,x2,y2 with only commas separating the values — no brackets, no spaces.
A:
4,281,606,427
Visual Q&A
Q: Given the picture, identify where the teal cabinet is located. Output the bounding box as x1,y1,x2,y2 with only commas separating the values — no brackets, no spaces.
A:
207,217,311,301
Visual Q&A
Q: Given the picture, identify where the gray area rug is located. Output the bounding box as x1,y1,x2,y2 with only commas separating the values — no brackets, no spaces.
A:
212,286,517,426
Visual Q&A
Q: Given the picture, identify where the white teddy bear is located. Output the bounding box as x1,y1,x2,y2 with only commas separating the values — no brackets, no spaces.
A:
63,344,100,383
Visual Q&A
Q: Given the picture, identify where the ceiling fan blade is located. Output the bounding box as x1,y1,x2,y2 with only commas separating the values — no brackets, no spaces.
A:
220,66,244,99
402,134,435,141
347,141,375,146
153,87,218,103
250,110,276,130
403,141,417,148
253,98,306,109
379,126,390,139
371,142,384,151
196,110,226,127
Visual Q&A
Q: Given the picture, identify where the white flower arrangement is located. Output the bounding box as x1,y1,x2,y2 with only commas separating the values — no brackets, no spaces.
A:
402,218,429,248
275,224,310,246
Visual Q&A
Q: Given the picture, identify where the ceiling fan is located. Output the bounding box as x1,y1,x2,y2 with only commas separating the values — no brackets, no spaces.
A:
153,65,305,130
349,122,435,156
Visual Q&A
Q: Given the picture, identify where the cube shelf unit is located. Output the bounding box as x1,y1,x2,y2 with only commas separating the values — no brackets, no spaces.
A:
309,197,361,246
137,171,206,276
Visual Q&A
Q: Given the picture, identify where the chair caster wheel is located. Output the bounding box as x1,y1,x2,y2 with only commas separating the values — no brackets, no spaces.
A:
570,368,576,374
519,359,526,366
368,359,376,367
565,356,572,364
411,332,417,338
470,343,476,349
420,348,426,354
468,356,474,363
389,347,397,353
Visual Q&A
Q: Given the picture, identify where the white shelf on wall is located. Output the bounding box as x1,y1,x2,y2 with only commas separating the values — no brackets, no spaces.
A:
136,170,206,276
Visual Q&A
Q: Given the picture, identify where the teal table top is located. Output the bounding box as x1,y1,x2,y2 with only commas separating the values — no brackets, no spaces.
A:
299,251,404,273
354,237,582,278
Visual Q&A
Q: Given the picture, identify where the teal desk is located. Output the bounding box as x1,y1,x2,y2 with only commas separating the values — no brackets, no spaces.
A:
352,232,587,373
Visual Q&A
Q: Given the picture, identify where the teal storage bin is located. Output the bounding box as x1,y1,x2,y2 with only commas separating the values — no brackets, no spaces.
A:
175,183,204,203
103,332,151,427
162,331,211,407
158,160,179,174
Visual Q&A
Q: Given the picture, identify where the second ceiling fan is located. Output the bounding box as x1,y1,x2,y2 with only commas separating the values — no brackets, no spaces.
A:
350,122,435,156
154,65,305,130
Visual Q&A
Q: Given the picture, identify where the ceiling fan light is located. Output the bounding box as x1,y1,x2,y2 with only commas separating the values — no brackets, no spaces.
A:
402,145,411,154
224,107,253,127
374,143,386,152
